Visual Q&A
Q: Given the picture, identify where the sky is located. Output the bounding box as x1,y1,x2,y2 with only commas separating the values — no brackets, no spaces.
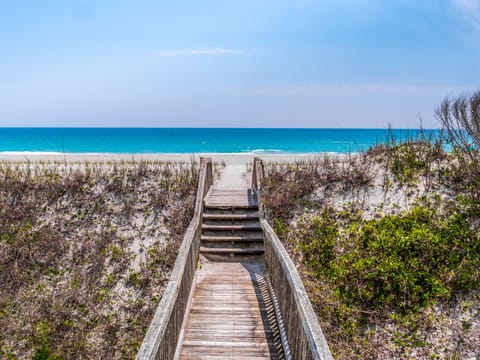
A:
0,0,479,128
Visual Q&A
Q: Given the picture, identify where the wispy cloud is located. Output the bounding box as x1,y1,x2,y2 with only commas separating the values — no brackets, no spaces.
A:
153,48,244,56
452,0,480,30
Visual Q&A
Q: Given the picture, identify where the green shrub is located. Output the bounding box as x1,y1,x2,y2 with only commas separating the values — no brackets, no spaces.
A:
32,344,58,360
386,141,444,185
296,210,338,277
294,201,480,314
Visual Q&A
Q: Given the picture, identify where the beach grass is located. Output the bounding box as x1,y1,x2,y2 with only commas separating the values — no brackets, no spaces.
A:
0,160,198,359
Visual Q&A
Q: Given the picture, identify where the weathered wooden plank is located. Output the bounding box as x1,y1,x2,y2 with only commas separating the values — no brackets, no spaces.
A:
181,345,276,354
190,305,267,311
183,358,278,360
185,315,270,323
204,188,258,208
190,296,264,301
181,348,277,357
199,247,264,255
184,332,279,339
182,340,277,348
194,285,261,291
181,324,275,331
202,223,262,230
202,212,260,220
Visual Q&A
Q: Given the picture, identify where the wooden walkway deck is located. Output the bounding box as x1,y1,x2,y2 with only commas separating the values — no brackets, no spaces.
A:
205,188,258,208
179,260,284,359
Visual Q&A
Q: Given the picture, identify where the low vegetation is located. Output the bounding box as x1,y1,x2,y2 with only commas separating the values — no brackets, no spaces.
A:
0,160,198,359
263,135,480,358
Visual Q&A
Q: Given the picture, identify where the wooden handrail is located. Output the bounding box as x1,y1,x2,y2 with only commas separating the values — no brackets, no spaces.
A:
262,220,334,360
252,156,264,193
136,157,213,360
253,157,333,360
252,157,265,218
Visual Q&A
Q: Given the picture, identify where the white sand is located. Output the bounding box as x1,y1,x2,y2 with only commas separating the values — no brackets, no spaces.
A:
213,164,250,189
0,152,333,164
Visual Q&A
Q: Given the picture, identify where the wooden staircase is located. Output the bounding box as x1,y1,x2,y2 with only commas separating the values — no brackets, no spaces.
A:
200,189,264,258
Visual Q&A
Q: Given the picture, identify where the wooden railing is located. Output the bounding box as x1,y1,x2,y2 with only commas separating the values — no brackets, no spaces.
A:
252,156,264,193
253,158,334,360
136,158,213,360
252,157,265,218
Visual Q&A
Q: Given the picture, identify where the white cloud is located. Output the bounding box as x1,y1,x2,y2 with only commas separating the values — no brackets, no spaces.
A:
452,0,480,30
153,48,244,56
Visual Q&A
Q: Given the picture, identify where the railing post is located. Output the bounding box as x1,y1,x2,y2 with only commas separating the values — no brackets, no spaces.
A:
204,158,213,191
195,157,212,217
252,157,264,192
252,157,265,218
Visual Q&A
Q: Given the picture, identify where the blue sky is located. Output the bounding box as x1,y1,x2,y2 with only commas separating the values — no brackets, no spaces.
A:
0,0,479,128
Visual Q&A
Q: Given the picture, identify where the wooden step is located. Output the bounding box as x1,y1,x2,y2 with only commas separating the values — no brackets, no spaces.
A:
203,219,260,226
202,223,261,231
201,235,263,242
204,203,259,210
199,246,264,255
202,212,259,220
202,207,259,215
202,230,263,241
203,189,258,209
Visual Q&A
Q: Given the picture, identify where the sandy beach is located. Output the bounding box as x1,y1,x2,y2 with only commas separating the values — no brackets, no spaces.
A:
0,152,333,164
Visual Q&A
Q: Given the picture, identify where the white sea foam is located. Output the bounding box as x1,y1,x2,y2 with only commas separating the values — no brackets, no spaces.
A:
0,151,65,155
244,149,284,154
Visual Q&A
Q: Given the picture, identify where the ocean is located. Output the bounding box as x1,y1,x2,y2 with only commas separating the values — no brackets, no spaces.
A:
0,128,441,154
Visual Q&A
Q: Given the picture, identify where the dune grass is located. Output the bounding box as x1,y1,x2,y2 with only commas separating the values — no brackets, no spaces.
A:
0,160,198,359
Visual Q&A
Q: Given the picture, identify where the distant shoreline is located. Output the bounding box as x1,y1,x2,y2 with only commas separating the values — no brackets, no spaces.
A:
0,152,341,164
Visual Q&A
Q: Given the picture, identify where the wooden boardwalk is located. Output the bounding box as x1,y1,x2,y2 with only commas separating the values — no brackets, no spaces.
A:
137,160,333,360
179,170,284,359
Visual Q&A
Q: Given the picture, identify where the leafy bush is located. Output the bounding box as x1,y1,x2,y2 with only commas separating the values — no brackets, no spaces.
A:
295,210,338,277
386,140,445,185
331,203,479,312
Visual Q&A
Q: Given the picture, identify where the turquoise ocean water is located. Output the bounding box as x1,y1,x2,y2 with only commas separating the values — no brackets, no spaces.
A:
0,128,441,154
